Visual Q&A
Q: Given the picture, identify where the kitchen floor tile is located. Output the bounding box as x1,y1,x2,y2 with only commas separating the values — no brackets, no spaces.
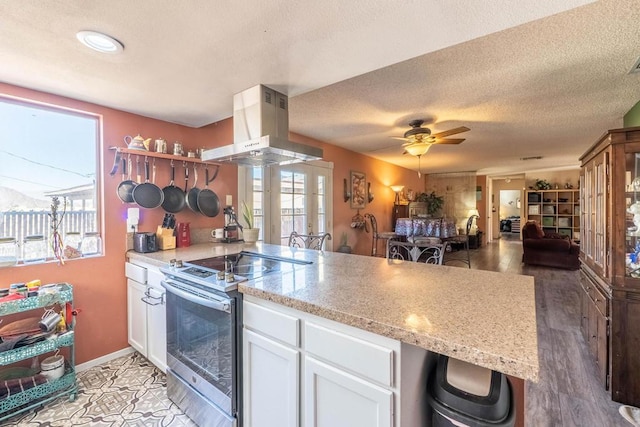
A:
1,352,191,426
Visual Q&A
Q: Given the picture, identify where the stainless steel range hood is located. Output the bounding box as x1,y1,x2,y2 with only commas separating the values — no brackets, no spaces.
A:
202,85,323,166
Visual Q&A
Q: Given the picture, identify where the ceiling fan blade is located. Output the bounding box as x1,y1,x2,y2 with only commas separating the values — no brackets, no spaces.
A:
433,138,465,145
390,136,410,141
431,126,470,139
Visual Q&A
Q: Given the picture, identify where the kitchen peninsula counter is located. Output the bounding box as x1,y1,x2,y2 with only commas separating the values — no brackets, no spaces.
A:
127,242,538,382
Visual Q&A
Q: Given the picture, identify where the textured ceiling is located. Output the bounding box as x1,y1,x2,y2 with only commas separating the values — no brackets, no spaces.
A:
2,0,638,175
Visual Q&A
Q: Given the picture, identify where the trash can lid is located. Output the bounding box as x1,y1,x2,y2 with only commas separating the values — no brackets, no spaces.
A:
427,354,512,424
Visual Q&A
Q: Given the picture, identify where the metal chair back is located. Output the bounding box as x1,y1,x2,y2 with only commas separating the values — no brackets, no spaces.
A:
387,240,447,264
288,231,332,251
364,213,379,256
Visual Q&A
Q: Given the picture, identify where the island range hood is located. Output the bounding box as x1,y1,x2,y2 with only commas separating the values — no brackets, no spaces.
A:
201,85,323,166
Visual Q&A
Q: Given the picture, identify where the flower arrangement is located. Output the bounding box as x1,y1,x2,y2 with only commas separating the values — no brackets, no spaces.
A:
48,196,66,265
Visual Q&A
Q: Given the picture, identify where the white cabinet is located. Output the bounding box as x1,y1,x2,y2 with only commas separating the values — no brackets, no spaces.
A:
243,329,299,427
127,278,147,354
126,261,166,372
304,357,393,427
243,296,399,427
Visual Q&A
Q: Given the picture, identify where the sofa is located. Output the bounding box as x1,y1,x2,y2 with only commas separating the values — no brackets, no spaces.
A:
521,221,580,270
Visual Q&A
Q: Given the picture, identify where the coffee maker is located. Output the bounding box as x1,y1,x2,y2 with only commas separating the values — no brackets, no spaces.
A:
222,206,243,243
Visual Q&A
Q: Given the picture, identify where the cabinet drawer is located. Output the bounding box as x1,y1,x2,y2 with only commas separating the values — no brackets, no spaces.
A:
305,322,393,387
581,270,608,316
244,301,299,347
125,262,147,283
147,268,164,290
591,285,607,316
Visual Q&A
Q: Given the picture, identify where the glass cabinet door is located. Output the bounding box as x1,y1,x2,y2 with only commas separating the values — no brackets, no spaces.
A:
625,153,640,278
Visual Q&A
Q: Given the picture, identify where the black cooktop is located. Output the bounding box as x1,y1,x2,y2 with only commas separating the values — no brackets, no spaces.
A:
189,251,311,280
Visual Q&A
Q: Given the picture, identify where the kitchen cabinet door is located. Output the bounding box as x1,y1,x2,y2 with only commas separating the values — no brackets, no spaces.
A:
304,356,392,427
127,278,147,356
244,329,299,427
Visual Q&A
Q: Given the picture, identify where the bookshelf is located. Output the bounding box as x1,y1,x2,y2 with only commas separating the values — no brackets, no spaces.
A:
525,189,580,239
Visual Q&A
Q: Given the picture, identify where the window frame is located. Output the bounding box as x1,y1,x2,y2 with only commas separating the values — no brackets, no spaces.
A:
0,93,103,264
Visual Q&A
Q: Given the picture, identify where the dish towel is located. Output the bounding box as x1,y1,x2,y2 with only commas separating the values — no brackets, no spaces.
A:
620,405,640,426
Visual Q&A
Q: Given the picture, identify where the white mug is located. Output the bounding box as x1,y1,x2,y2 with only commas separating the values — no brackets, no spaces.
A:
211,228,224,239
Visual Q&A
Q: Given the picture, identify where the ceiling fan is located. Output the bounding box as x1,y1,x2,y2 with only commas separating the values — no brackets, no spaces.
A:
392,119,470,177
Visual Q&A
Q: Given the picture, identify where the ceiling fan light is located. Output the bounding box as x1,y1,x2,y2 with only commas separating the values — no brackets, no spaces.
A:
404,143,431,156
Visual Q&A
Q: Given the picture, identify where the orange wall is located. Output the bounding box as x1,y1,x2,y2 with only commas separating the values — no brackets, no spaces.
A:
476,175,487,234
0,83,421,363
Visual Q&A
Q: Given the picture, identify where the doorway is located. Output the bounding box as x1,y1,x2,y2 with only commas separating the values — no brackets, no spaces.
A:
238,161,334,248
498,190,522,240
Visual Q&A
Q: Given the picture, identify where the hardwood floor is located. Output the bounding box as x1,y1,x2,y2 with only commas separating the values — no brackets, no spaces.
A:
470,238,627,426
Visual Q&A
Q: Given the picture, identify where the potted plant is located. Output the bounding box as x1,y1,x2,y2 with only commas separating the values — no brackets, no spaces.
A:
416,191,445,217
336,232,352,253
241,201,260,243
534,179,552,190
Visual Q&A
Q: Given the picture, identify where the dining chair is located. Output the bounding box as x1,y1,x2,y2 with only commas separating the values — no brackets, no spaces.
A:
387,240,447,265
440,216,474,268
287,231,332,251
364,213,398,257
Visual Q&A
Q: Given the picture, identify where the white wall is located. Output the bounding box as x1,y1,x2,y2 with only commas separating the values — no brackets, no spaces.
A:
500,190,521,219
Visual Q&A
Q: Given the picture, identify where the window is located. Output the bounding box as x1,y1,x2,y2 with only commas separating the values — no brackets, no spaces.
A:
0,97,100,264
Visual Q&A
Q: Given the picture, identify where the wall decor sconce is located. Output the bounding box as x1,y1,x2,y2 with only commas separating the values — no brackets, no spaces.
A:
390,185,404,205
343,178,351,202
367,182,374,203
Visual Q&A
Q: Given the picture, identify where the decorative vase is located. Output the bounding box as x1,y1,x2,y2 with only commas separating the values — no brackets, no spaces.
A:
243,228,260,243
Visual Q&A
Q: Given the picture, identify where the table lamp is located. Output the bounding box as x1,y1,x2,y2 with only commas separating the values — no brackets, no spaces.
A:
468,209,480,235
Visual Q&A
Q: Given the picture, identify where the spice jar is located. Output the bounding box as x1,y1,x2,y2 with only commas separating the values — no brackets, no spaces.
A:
23,235,47,263
80,232,102,256
0,237,19,267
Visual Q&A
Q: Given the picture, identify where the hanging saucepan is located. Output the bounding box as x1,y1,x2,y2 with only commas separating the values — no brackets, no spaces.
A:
117,155,137,203
161,160,186,213
186,164,201,213
132,158,164,209
197,165,220,217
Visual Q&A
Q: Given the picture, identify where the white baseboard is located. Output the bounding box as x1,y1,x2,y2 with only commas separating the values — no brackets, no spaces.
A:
75,347,136,372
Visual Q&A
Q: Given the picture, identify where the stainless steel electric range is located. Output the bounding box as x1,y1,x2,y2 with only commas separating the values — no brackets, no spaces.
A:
160,251,311,427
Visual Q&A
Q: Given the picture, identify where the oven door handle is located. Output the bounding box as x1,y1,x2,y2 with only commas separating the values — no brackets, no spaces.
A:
161,280,232,313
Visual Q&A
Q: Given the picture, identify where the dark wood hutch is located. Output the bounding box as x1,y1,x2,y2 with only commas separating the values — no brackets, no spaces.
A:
579,126,640,406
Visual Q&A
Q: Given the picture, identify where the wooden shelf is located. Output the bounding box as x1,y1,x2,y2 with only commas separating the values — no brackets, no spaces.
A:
525,189,580,238
109,147,219,165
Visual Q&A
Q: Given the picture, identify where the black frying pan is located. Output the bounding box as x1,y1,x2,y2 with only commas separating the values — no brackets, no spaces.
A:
117,156,137,203
197,166,220,217
186,164,201,213
132,159,164,209
161,161,186,213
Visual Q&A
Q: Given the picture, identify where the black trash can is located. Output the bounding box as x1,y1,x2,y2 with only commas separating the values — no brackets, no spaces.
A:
426,355,515,427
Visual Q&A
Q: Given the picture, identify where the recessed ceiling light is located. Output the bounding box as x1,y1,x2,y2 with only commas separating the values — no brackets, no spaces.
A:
76,31,124,54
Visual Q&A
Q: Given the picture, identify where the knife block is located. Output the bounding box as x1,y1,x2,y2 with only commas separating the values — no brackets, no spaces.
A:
156,226,176,250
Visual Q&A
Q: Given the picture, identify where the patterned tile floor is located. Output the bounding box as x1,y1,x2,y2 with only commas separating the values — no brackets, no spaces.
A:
3,352,196,427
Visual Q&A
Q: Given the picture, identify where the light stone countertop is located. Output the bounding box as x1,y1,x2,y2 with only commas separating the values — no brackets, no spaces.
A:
128,242,539,381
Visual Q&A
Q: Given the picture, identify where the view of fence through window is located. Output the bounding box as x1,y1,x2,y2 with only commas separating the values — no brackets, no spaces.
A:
0,97,99,264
